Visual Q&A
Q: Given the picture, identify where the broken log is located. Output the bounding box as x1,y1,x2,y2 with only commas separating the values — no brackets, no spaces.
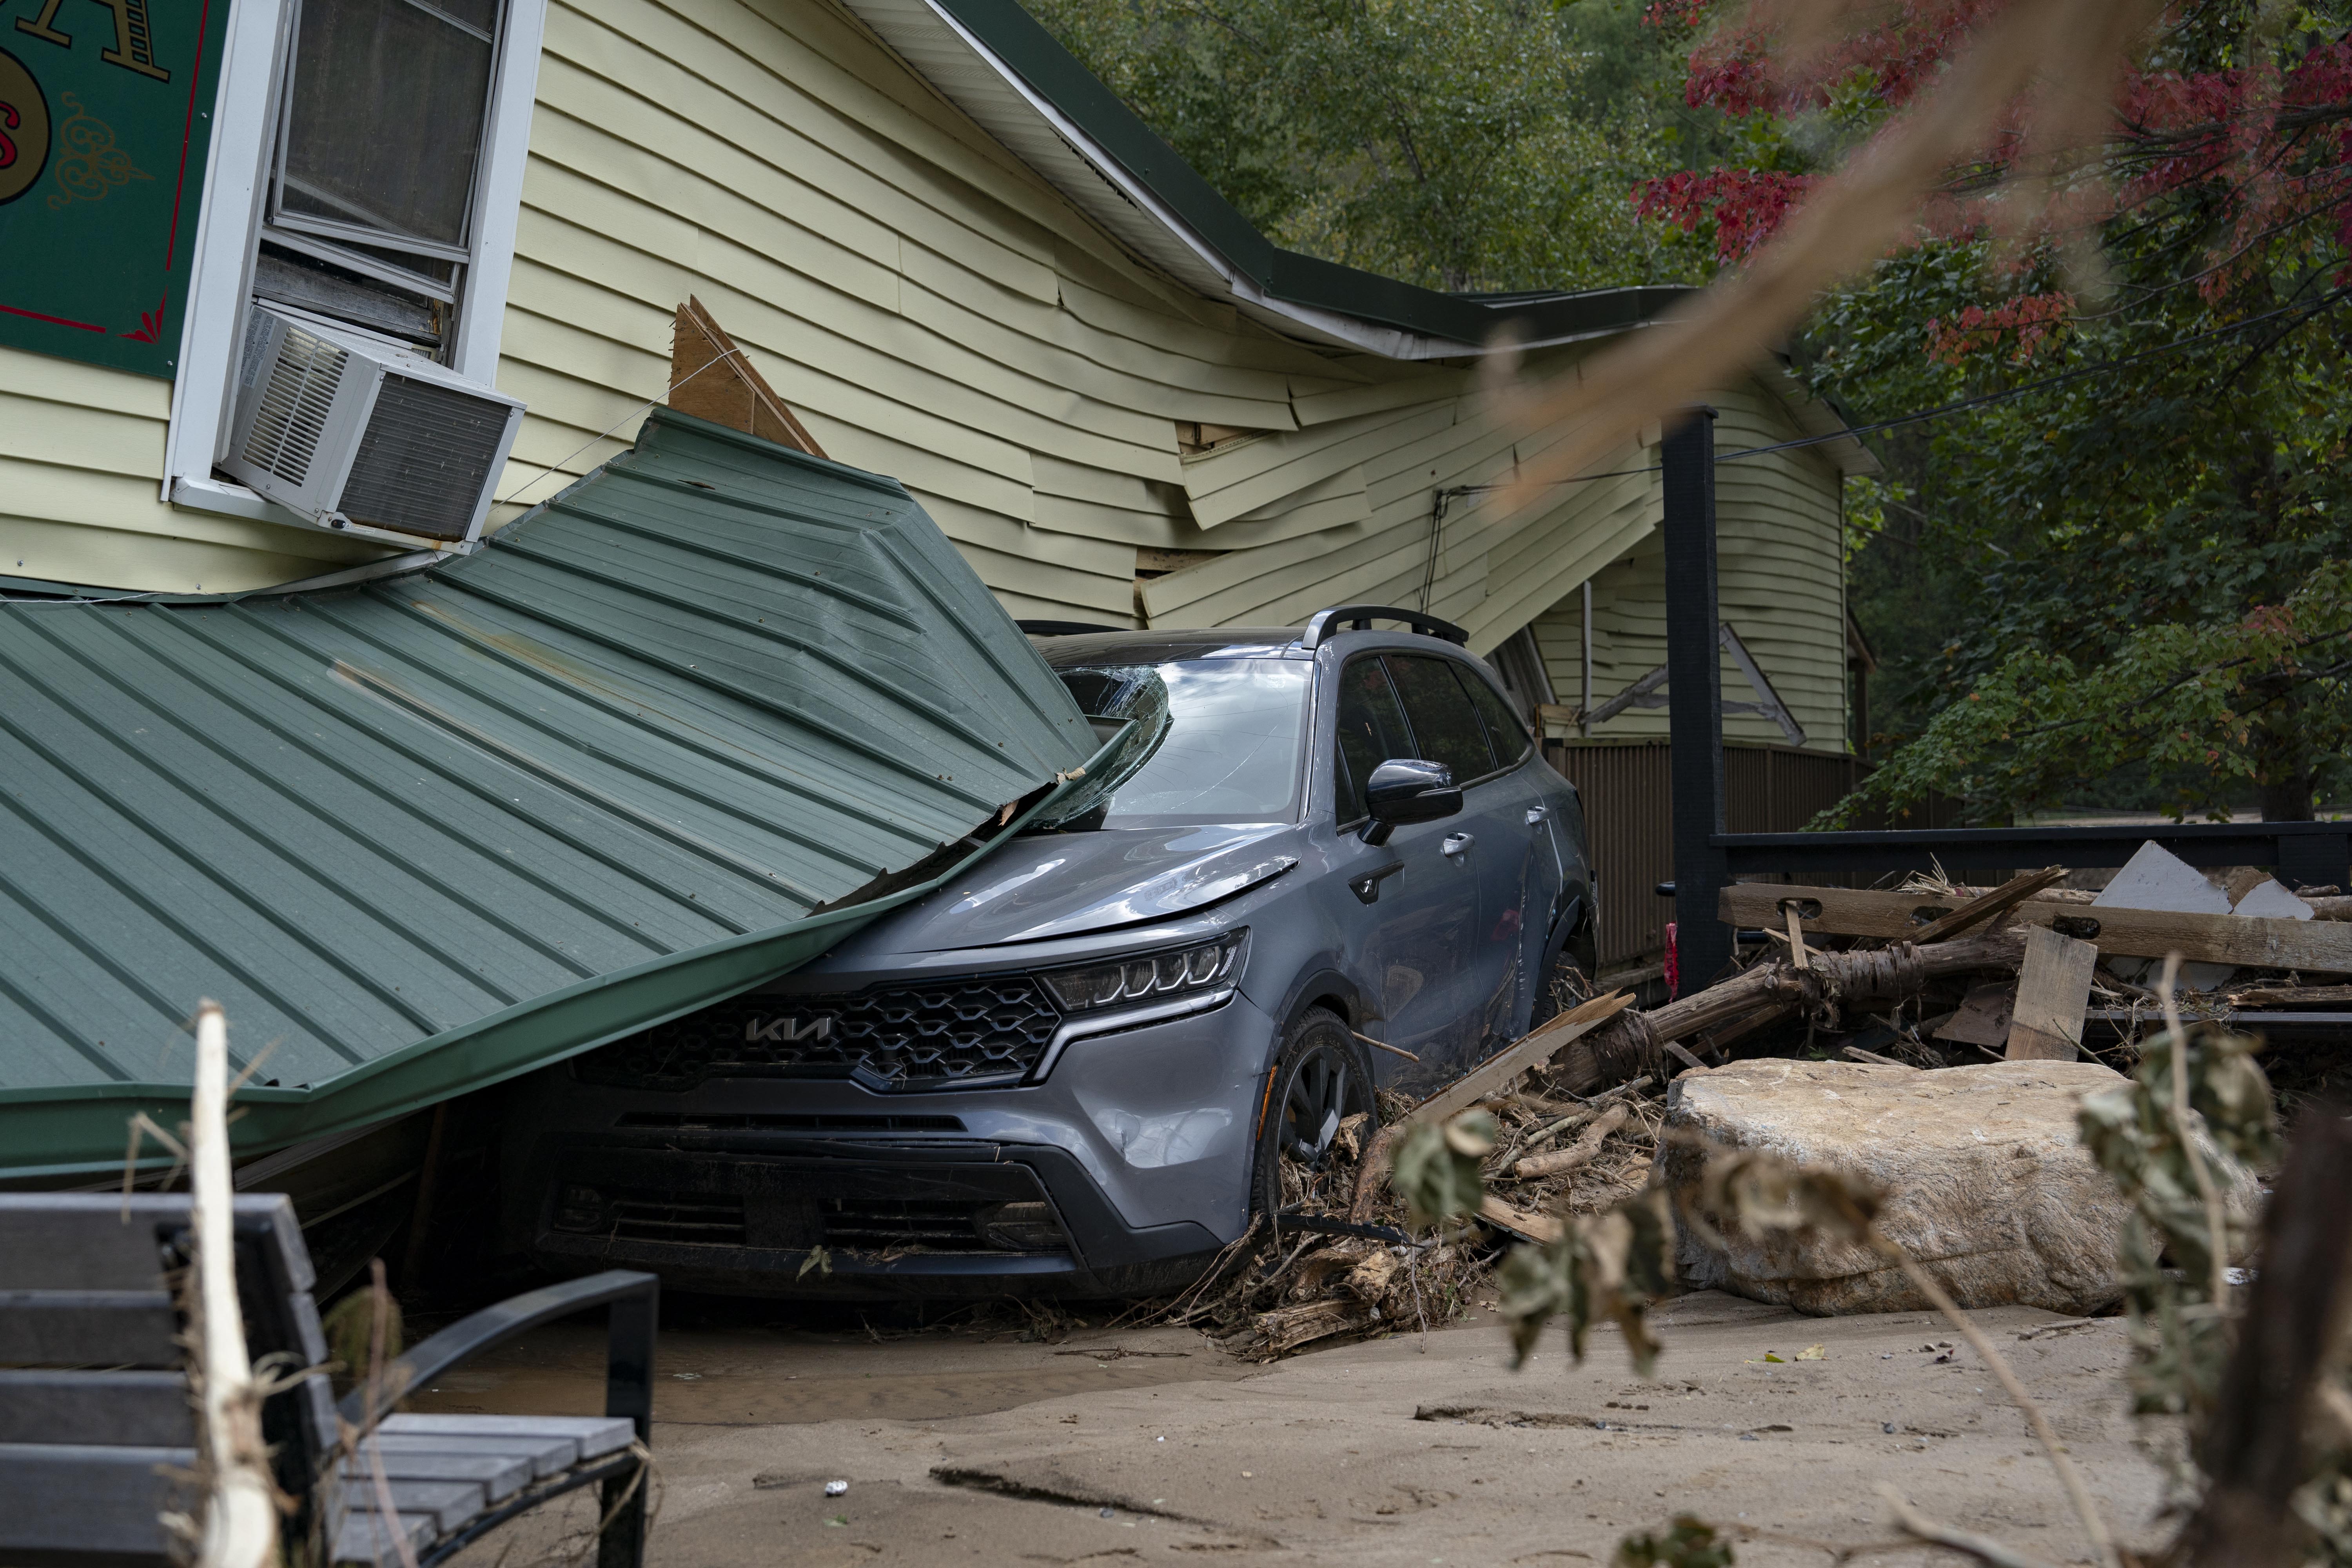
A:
1550,933,2026,1097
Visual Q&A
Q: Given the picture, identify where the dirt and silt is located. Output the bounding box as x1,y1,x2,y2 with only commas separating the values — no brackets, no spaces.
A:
416,1285,2177,1567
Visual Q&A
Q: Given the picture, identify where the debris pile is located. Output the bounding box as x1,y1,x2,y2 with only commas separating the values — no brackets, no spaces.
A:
1160,838,2330,1354
1158,1060,1666,1360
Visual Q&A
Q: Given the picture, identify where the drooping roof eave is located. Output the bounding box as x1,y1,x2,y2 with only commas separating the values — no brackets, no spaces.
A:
839,0,1694,359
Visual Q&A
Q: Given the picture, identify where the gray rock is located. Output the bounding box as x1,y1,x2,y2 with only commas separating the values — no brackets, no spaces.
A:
1657,1058,2257,1316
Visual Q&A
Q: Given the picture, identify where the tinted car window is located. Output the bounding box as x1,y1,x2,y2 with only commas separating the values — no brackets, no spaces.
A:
1386,655,1496,784
1333,657,1414,823
1459,663,1532,768
1047,659,1312,828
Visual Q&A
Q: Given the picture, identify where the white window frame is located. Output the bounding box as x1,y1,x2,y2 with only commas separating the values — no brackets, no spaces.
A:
161,0,545,525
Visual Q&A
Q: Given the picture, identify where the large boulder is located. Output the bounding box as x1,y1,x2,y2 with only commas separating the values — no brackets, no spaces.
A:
1657,1059,2256,1316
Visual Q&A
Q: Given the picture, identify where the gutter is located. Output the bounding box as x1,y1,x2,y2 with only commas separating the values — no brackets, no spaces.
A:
866,0,1691,359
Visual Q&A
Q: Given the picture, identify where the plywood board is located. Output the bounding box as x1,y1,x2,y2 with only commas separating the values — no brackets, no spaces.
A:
2007,926,2098,1061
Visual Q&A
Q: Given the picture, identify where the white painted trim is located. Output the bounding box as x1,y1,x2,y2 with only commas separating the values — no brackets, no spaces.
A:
160,0,292,499
449,0,548,383
163,0,547,506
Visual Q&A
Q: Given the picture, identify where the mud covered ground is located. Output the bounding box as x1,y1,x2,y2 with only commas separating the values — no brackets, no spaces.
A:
422,1289,2174,1568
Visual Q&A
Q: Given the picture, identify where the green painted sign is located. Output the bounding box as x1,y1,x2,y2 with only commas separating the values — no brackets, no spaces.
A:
0,0,229,377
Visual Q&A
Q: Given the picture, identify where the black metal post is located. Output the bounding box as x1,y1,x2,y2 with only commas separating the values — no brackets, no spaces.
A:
1662,407,1731,989
599,1278,658,1568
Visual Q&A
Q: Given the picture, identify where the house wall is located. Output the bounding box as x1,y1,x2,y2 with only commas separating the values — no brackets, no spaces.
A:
0,0,1851,686
1530,383,1849,751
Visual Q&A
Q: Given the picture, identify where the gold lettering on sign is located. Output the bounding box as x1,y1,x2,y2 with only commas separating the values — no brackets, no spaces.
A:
0,46,50,204
14,0,169,80
45,91,146,207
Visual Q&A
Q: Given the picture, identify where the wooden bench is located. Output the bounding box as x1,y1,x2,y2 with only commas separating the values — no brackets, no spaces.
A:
0,1193,657,1566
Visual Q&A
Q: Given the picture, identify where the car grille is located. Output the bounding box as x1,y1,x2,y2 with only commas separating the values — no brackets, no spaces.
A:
549,1185,1067,1254
573,977,1062,1092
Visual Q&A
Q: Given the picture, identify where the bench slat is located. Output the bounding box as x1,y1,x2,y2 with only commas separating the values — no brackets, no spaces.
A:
341,1475,490,1533
0,1443,196,1553
378,1413,635,1459
0,1292,180,1367
332,1506,437,1564
0,1370,192,1446
356,1430,580,1477
343,1443,534,1501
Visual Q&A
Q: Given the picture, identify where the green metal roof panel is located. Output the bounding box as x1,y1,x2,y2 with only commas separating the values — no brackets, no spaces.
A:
0,408,1097,1176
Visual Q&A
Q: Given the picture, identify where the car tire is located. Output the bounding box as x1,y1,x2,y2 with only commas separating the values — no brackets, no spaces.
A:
1250,1007,1376,1219
1529,910,1599,1029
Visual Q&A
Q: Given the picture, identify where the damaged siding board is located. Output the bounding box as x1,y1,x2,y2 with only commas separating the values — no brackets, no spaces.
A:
0,408,1096,1178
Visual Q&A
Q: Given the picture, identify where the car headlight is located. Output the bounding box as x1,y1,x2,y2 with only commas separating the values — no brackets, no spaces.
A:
1040,930,1247,1013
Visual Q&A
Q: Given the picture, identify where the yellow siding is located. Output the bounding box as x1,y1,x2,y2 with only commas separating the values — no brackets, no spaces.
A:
0,0,1851,697
1532,387,1848,751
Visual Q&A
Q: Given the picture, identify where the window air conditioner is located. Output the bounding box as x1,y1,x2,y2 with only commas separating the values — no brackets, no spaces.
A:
221,306,526,548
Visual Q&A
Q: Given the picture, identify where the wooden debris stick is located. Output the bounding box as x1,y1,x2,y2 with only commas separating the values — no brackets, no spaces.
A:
1347,991,1635,1222
2230,984,2352,1007
1406,991,1636,1127
2007,927,2099,1061
1841,1045,1908,1067
1512,1102,1628,1179
1783,901,1811,969
1478,1195,1563,1245
1911,866,2070,943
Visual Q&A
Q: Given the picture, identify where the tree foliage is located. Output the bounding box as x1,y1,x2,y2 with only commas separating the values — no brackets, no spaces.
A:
1024,0,1712,292
1637,0,2352,821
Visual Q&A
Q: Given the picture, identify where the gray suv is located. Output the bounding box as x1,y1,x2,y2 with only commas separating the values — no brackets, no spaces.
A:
505,606,1595,1297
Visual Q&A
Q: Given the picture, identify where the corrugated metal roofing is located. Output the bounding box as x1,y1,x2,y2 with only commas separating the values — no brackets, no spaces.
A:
0,408,1097,1178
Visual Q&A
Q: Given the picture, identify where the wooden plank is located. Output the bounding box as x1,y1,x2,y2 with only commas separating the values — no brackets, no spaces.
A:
0,1370,191,1446
1720,882,2352,972
379,1413,637,1460
1404,991,1638,1127
1912,866,2069,943
2007,927,2099,1061
2231,984,2352,1007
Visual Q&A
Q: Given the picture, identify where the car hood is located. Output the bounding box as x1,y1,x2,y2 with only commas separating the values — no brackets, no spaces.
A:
883,824,1299,949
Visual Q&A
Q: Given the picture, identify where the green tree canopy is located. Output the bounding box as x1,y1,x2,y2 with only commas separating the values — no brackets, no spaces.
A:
1025,0,1710,292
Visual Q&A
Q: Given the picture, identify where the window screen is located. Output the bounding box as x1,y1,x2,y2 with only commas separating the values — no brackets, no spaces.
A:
1333,657,1414,823
256,0,506,357
1459,662,1532,768
279,0,497,251
1386,655,1497,784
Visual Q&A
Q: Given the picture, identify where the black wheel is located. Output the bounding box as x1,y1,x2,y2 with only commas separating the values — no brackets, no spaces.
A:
1251,1007,1376,1218
1529,911,1599,1029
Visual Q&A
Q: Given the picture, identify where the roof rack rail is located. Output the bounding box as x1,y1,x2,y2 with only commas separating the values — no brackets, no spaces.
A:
1300,604,1470,650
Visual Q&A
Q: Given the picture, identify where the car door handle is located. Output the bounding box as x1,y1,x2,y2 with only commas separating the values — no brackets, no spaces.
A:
1525,806,1548,825
1441,833,1474,857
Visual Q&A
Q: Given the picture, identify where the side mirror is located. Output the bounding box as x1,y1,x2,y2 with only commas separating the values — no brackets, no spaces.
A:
1361,759,1461,846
